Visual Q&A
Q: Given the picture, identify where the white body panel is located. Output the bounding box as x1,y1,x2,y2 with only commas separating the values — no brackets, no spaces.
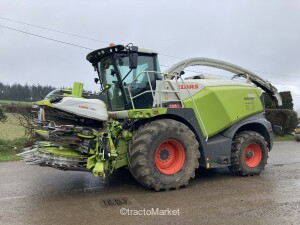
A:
54,97,108,121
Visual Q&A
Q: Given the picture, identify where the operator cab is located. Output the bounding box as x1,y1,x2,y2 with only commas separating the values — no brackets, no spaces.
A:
87,44,161,111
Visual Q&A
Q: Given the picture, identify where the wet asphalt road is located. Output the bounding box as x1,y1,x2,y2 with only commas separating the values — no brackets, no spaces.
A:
0,141,299,225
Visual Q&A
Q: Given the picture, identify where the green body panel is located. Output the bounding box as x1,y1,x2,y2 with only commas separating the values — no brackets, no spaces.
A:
86,137,128,177
42,146,86,158
113,139,128,168
35,130,49,139
128,108,167,119
183,86,263,137
35,99,54,108
84,121,130,176
71,82,83,98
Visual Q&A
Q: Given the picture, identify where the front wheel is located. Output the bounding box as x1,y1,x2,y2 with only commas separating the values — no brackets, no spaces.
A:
127,119,200,191
229,131,269,176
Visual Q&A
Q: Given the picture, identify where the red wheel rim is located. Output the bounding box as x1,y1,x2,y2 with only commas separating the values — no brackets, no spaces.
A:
244,143,262,168
155,139,185,175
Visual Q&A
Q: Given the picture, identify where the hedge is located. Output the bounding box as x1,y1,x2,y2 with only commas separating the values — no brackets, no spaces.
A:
263,91,294,110
1,104,32,115
265,109,298,136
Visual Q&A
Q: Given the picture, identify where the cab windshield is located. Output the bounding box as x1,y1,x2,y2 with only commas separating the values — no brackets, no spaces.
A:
98,54,160,111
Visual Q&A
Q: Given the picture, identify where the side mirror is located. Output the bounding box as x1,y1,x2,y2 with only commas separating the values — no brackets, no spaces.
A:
129,46,138,69
94,78,99,84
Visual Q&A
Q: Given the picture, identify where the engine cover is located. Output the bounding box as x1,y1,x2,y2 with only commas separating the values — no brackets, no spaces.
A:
54,97,108,121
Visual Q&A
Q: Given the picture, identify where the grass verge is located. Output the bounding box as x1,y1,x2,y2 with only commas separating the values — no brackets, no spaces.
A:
274,134,295,142
0,138,28,161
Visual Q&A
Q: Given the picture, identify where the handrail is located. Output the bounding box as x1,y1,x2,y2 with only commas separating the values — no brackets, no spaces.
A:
127,71,209,141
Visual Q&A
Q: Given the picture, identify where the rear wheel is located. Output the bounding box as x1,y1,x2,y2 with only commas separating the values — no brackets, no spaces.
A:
229,131,268,176
127,119,200,191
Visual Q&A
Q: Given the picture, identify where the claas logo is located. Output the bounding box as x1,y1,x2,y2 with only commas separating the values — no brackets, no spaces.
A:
79,105,89,109
167,104,181,108
178,84,199,89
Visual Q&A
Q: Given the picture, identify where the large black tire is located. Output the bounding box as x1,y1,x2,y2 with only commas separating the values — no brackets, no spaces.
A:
127,119,200,191
229,131,269,176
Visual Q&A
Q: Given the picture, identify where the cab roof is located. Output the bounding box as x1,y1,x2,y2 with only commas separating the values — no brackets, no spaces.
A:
86,45,158,65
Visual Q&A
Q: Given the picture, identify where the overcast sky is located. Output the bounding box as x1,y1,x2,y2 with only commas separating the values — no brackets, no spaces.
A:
0,0,300,112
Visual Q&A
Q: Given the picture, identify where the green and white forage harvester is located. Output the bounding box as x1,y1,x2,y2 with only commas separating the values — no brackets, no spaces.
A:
19,44,282,191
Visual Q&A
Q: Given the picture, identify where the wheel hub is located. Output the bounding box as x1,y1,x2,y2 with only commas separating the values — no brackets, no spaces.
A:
245,150,254,159
244,143,262,168
155,139,185,175
159,149,170,160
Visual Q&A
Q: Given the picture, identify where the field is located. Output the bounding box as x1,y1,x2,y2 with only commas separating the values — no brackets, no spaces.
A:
0,113,26,140
0,113,27,161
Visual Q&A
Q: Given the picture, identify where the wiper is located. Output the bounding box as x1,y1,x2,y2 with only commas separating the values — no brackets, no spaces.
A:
120,69,133,84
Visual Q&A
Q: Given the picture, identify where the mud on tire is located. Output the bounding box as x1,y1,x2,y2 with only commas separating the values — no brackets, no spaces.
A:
228,131,269,176
127,119,200,191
